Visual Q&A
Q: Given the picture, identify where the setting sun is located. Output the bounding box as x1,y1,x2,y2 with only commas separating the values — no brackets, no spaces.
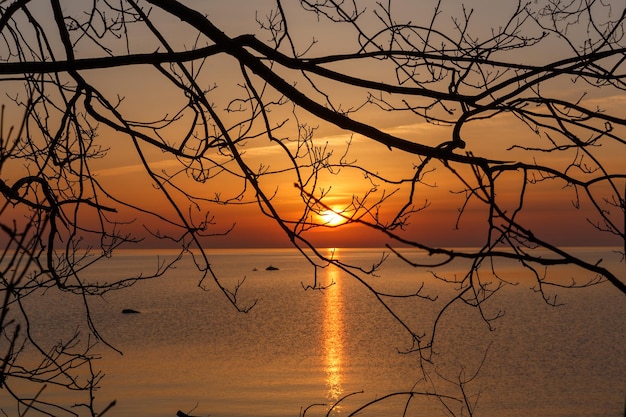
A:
319,207,348,226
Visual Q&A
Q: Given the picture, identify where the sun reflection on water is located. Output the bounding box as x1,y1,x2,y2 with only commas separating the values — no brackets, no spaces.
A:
322,262,344,403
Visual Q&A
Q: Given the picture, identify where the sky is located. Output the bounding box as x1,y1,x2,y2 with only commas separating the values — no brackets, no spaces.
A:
3,0,624,249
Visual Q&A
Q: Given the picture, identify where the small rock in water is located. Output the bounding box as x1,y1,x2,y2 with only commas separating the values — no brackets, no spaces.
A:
265,265,279,271
122,308,140,314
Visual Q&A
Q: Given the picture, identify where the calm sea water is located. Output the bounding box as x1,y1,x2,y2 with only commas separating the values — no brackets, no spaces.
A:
3,247,625,417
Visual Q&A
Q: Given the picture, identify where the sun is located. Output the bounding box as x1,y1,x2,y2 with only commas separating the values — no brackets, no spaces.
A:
319,207,347,226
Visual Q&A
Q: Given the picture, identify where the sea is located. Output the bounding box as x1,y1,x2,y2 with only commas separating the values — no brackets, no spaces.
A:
2,247,625,417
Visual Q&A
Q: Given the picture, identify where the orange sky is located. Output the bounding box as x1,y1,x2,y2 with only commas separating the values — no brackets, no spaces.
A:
89,109,624,248
4,0,624,249
90,0,624,248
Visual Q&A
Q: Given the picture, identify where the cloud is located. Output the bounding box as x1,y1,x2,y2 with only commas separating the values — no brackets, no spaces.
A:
93,159,181,177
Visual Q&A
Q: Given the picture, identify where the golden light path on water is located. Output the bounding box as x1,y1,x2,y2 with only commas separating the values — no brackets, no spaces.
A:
322,251,344,403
